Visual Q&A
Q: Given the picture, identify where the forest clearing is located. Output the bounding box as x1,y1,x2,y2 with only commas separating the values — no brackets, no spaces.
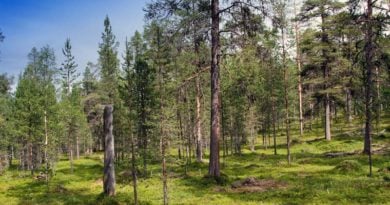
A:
0,0,389,204
0,116,389,204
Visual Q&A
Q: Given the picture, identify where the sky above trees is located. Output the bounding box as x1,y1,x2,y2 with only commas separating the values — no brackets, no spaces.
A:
0,0,146,81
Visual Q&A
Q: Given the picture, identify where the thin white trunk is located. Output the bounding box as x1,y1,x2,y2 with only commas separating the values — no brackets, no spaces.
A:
294,0,304,138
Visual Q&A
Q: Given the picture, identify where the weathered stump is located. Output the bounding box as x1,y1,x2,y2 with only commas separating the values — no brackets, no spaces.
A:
103,105,115,196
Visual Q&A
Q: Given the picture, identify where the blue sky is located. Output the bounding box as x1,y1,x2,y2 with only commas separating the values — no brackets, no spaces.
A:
0,0,147,82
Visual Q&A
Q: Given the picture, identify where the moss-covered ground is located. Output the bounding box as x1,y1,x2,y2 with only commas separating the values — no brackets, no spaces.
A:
0,115,389,205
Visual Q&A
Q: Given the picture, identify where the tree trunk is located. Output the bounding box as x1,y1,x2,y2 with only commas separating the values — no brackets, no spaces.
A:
230,112,234,155
76,135,80,160
346,88,353,123
325,95,331,140
157,27,168,204
321,10,331,141
103,105,115,196
195,75,203,162
282,27,291,164
162,133,168,205
177,95,184,160
29,142,33,175
271,86,277,155
68,130,74,174
44,110,49,184
309,102,314,130
249,106,255,152
130,133,138,205
363,0,373,177
221,101,227,158
194,29,203,163
294,0,304,138
375,67,381,134
8,145,13,167
208,0,221,178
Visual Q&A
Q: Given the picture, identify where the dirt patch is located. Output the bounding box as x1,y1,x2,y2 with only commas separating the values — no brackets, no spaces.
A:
230,177,287,193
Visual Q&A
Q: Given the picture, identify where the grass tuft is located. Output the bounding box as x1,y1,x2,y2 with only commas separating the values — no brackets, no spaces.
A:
333,160,363,173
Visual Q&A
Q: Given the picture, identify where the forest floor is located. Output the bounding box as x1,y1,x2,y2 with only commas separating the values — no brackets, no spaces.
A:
0,115,389,205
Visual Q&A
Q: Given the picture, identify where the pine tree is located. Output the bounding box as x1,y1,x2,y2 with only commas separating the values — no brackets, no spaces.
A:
59,38,82,171
82,62,98,95
98,16,119,104
60,38,79,96
299,0,344,141
14,46,58,175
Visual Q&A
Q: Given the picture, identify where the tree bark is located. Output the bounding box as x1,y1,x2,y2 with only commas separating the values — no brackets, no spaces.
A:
294,0,304,138
208,0,221,178
177,93,184,160
271,85,277,155
44,110,49,184
131,133,138,205
346,88,352,123
321,9,331,141
363,0,373,177
76,135,80,160
282,27,291,165
249,106,255,152
68,129,74,174
325,94,331,140
157,27,168,204
29,142,33,175
195,75,203,162
194,9,204,163
375,67,381,134
103,105,116,196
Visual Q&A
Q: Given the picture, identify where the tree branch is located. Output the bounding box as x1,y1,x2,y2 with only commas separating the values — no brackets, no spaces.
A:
176,66,209,90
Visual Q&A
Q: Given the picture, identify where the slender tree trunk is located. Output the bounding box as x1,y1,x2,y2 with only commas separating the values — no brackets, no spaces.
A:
375,67,381,134
29,142,33,175
346,88,352,123
130,133,138,205
321,11,331,141
249,106,255,152
177,94,184,160
76,135,80,160
209,0,221,178
194,29,204,163
161,129,168,205
68,130,74,174
184,89,192,163
230,112,234,155
294,0,304,138
156,28,168,204
271,87,277,155
142,126,147,177
363,0,373,177
195,75,203,162
310,102,314,130
103,105,115,196
325,94,331,141
221,101,226,158
44,110,49,184
8,145,13,167
282,27,291,165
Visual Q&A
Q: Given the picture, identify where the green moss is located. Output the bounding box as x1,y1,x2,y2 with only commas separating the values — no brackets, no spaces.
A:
0,116,389,204
333,160,364,173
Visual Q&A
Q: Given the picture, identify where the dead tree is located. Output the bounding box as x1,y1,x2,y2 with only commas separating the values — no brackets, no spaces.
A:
103,105,116,196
